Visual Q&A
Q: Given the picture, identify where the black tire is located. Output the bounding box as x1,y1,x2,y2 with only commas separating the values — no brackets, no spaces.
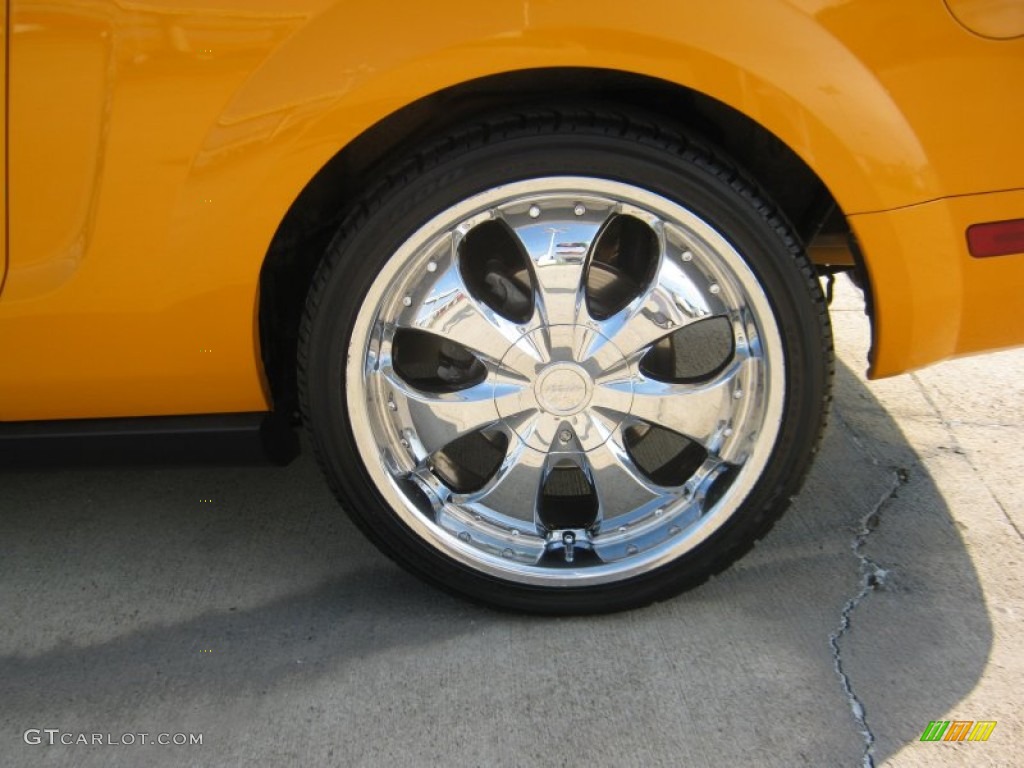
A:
299,109,833,614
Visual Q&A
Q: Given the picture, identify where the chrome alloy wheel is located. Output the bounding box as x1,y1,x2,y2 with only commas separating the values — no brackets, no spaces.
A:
346,177,785,587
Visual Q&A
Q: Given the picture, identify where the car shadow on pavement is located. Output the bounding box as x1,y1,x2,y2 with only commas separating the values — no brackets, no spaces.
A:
0,360,992,767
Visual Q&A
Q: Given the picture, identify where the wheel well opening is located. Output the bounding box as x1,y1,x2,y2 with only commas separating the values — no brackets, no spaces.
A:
258,67,856,418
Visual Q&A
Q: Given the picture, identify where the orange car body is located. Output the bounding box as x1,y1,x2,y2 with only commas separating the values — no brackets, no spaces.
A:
2,0,1023,421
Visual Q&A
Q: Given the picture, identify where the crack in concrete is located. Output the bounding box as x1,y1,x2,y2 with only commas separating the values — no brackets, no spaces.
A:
830,409,909,768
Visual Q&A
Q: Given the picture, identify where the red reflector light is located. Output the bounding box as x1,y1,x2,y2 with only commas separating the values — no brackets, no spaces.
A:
967,219,1024,258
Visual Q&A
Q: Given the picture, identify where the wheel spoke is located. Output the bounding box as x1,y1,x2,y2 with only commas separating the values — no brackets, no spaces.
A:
467,442,548,527
506,213,607,328
582,245,711,365
398,237,541,376
583,428,673,526
531,257,588,328
594,355,752,450
382,371,529,456
685,454,732,509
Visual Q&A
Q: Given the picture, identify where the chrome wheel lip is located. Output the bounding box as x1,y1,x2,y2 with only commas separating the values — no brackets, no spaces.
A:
346,177,785,587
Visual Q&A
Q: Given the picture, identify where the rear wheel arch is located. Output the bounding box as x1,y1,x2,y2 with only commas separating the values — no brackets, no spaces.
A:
258,69,855,419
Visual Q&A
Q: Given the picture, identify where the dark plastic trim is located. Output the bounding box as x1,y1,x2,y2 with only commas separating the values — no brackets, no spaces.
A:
0,412,299,467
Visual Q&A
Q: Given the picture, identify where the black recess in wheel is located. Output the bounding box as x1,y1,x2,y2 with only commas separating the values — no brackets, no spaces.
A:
299,110,833,614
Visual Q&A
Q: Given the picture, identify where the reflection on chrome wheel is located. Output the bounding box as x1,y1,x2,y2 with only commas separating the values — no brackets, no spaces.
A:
301,112,831,613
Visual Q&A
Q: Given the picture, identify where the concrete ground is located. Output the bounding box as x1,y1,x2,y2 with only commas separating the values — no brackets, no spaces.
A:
1,276,1021,767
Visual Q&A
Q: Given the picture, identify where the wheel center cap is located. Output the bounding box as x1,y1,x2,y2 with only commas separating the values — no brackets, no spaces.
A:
535,363,592,416
495,324,630,453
